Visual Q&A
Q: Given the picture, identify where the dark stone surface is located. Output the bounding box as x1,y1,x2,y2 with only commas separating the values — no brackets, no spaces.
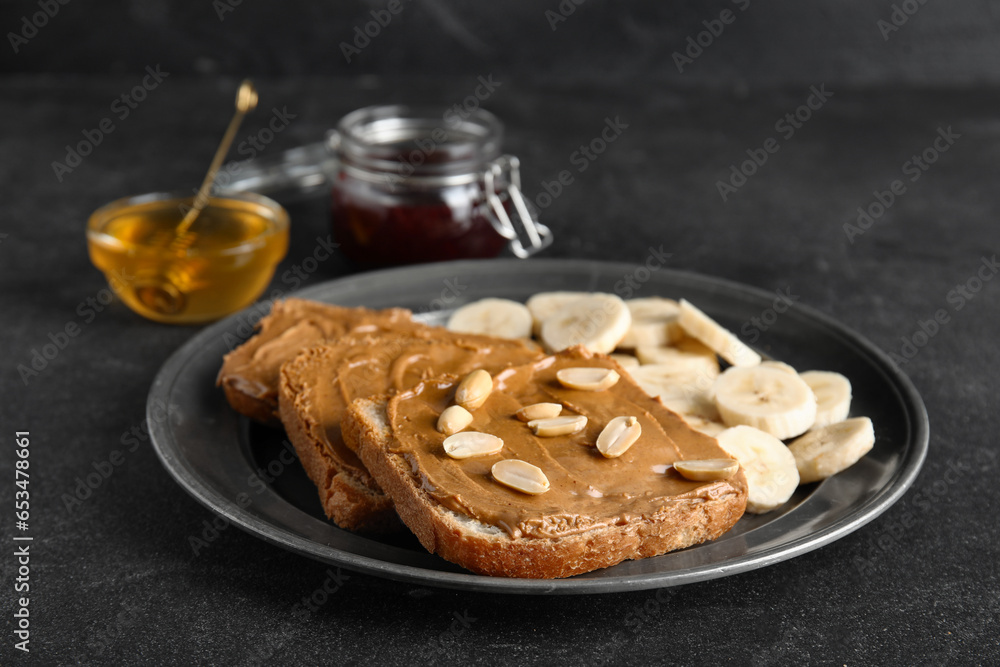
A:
1,75,998,665
4,0,1000,88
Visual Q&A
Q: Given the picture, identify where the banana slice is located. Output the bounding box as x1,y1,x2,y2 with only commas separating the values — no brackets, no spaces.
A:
619,298,684,349
759,360,797,375
608,353,640,370
678,299,761,367
799,370,852,427
625,297,682,321
629,364,716,403
635,337,720,380
539,293,631,354
446,298,533,339
685,417,727,438
658,393,727,437
628,363,725,436
525,291,590,335
788,417,874,483
713,365,817,440
716,425,799,513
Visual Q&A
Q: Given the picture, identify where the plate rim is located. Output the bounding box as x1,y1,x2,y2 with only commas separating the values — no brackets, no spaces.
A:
148,258,929,594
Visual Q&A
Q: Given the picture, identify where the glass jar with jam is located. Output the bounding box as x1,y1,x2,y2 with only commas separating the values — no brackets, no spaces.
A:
329,105,549,265
222,105,551,266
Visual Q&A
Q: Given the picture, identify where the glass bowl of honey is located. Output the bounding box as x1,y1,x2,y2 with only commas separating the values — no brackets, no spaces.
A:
86,191,289,324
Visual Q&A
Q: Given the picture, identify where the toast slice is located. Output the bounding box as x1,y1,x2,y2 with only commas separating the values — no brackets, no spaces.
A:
343,346,748,578
278,333,542,532
217,298,416,424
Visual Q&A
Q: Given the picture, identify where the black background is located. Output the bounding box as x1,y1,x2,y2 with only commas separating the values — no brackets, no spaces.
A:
1,1,998,665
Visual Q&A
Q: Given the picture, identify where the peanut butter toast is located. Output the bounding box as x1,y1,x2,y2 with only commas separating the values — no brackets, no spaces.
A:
278,333,541,532
217,298,417,424
343,346,747,577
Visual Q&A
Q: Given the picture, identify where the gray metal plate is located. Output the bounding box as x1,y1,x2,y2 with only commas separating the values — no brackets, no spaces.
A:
147,259,928,594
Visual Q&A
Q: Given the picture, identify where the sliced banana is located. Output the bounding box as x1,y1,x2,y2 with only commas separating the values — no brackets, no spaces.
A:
539,293,631,354
713,365,817,440
658,393,727,437
684,418,727,438
635,338,720,379
788,417,874,484
799,370,852,428
608,353,640,370
759,360,797,375
629,364,715,403
446,298,533,339
678,299,761,368
525,291,590,336
619,297,684,349
625,363,725,436
716,425,799,513
624,297,682,321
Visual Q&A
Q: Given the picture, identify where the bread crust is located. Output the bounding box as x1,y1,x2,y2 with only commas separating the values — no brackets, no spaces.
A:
278,367,400,533
221,379,281,426
344,350,748,579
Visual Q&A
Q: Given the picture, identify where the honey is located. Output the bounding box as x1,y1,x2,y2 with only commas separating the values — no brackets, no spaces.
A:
87,192,289,324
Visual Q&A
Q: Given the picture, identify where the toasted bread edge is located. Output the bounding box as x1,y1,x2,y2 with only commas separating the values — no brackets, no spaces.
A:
344,394,748,579
278,352,401,534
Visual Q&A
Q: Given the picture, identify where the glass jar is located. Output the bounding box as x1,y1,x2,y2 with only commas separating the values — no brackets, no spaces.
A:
330,105,550,265
221,105,551,266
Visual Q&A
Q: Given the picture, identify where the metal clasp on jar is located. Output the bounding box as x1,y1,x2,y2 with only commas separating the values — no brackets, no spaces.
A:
484,156,553,259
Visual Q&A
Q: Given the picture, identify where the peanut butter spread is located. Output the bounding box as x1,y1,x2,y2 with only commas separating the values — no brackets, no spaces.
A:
284,333,541,484
219,298,416,402
387,349,747,539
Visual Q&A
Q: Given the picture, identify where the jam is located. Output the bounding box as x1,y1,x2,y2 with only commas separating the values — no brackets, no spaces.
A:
327,105,546,266
331,176,507,265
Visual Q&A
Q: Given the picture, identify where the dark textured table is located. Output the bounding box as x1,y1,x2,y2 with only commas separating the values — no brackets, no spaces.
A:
2,76,997,665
